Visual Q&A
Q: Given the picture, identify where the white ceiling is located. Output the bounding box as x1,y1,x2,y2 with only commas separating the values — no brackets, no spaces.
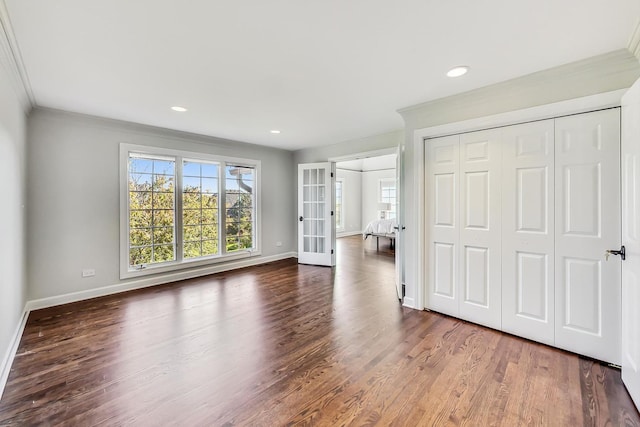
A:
4,1,639,150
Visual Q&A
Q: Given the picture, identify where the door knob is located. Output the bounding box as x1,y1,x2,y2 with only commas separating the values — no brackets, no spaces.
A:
605,246,625,261
299,216,304,222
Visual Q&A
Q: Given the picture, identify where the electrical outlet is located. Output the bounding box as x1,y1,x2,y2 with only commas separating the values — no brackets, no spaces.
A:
276,241,282,247
82,269,95,278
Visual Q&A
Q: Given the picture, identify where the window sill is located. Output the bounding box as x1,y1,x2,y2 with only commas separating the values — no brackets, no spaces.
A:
120,249,262,280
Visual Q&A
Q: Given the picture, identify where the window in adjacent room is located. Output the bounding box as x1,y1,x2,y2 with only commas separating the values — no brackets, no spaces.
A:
121,144,260,278
379,178,397,220
335,179,344,231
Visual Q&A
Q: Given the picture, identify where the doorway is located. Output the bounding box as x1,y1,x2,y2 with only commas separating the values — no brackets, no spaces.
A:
331,149,402,299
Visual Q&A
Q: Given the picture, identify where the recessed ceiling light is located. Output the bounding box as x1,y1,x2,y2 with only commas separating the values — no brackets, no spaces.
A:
171,106,187,112
446,66,469,78
270,130,281,134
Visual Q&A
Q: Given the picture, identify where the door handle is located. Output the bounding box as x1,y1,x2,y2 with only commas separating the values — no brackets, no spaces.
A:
299,216,304,222
605,246,625,261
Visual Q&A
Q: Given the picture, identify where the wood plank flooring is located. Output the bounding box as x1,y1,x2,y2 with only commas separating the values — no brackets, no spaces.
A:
0,235,638,426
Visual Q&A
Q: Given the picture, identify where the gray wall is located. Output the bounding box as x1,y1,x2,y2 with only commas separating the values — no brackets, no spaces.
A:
336,168,362,235
0,64,27,367
27,109,295,300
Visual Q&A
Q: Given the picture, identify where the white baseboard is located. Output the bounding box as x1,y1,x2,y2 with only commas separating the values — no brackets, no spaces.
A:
0,307,29,400
337,231,363,238
26,252,297,312
402,297,416,310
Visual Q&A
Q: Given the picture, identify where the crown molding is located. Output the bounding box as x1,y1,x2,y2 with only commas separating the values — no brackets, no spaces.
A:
628,19,640,62
0,0,34,111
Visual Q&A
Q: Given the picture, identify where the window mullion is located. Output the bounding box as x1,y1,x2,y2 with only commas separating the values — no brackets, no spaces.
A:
150,161,156,264
175,156,184,263
220,161,227,255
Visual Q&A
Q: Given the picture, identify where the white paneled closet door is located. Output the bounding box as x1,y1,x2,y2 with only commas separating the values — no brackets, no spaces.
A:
554,109,621,364
428,135,460,317
459,130,502,330
501,120,555,345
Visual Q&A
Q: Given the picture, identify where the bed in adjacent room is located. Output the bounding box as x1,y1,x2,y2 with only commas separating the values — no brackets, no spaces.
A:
363,218,397,250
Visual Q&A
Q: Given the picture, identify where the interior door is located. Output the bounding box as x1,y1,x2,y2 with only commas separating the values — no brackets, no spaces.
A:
554,109,621,364
501,120,555,346
427,135,460,317
298,163,335,266
395,148,403,300
622,80,640,409
458,129,502,330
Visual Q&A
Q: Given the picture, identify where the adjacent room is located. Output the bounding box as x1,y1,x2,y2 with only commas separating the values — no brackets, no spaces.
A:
336,153,397,251
1,0,640,424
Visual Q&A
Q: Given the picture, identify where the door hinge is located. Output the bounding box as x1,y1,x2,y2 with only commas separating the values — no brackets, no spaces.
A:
331,172,334,178
402,284,406,297
331,211,334,216
331,249,334,254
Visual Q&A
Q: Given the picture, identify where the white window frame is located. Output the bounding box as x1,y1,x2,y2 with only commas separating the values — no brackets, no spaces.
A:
119,143,261,279
379,178,397,219
335,178,345,232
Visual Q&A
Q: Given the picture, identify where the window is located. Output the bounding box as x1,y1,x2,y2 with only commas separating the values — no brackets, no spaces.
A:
128,154,176,266
224,165,255,252
335,179,344,231
379,178,397,219
121,144,260,278
182,160,220,258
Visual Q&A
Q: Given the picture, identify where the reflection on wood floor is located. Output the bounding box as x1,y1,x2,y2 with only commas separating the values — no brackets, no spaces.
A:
0,236,637,425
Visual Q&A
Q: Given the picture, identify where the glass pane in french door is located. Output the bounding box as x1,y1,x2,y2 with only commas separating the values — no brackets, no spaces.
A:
302,167,326,254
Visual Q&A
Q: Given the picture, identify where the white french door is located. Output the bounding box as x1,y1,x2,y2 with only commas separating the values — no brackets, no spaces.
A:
554,109,621,364
622,79,640,409
298,163,335,266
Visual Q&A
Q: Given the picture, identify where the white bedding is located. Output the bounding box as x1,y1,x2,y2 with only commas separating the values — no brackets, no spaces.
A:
363,219,397,236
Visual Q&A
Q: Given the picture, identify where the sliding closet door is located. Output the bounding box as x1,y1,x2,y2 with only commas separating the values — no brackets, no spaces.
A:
458,130,502,329
501,120,555,345
555,109,621,364
427,135,460,317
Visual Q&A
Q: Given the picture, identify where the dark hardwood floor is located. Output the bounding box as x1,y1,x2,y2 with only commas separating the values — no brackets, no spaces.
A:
0,235,638,426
